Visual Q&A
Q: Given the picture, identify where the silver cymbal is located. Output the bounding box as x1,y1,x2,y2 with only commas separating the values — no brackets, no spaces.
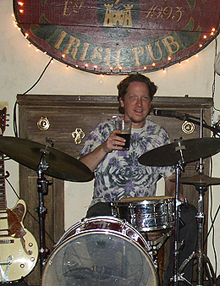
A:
0,136,93,182
139,137,220,166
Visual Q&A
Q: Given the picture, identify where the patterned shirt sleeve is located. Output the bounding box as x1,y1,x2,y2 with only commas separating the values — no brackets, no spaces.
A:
79,119,115,157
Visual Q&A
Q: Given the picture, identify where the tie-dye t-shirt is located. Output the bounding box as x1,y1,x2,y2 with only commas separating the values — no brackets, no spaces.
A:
79,117,175,206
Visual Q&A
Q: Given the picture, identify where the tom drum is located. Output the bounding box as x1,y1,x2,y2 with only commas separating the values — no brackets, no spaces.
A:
111,196,175,232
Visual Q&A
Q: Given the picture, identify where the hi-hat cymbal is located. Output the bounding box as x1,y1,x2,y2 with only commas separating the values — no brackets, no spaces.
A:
173,173,220,186
0,136,93,182
139,137,220,167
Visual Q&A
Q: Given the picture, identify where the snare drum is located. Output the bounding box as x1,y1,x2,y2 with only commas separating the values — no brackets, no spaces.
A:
112,196,175,232
42,216,158,286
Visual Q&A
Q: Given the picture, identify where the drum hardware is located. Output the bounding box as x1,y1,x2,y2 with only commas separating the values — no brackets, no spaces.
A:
138,133,220,285
175,109,218,286
139,109,220,285
168,172,218,286
144,230,173,253
142,230,173,275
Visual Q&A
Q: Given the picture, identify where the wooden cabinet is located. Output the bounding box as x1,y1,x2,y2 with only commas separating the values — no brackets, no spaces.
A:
17,94,212,285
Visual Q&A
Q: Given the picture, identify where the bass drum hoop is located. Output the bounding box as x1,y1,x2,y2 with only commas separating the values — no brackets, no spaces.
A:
42,216,158,286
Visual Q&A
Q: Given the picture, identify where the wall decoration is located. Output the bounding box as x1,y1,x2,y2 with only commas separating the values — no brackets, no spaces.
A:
13,0,220,74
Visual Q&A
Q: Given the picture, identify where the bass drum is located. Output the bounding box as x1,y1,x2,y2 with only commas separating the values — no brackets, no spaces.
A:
42,216,158,286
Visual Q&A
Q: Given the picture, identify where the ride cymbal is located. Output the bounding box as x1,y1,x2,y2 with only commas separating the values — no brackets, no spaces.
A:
139,137,220,167
0,136,93,182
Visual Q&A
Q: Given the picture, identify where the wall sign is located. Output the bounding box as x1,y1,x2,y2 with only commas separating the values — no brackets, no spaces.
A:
14,0,220,74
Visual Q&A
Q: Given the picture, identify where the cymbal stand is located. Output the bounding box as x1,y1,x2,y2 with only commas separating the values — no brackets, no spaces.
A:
37,143,52,276
176,109,217,285
177,182,217,286
173,141,186,286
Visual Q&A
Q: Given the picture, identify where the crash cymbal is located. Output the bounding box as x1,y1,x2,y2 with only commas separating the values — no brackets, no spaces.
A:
0,136,93,182
172,173,220,186
139,137,220,167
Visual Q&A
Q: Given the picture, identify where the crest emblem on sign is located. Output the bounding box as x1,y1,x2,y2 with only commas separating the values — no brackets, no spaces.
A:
96,0,139,40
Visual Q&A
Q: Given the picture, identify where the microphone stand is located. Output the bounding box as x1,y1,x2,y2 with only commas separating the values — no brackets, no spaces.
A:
154,109,220,136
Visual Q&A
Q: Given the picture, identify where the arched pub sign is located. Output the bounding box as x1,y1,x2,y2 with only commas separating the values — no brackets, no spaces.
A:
14,0,220,74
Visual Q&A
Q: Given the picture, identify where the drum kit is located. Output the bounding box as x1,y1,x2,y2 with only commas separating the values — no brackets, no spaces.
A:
0,135,220,286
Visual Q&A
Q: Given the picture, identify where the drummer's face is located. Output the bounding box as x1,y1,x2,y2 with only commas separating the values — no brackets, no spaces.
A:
120,81,152,129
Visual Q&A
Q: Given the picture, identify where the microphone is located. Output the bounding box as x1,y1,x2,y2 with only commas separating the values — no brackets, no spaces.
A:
153,109,185,120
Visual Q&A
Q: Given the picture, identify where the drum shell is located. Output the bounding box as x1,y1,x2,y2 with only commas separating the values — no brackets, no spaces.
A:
42,216,158,286
112,196,175,232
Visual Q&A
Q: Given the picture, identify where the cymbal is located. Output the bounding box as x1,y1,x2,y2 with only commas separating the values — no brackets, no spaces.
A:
0,136,93,182
173,173,220,186
139,137,220,166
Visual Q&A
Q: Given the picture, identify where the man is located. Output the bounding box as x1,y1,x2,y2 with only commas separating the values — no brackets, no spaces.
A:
79,74,197,285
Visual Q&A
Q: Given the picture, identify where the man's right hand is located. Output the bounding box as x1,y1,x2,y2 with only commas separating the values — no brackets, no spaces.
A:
103,129,126,153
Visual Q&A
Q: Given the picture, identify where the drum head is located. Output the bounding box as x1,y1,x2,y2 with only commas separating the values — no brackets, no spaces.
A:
42,229,158,286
